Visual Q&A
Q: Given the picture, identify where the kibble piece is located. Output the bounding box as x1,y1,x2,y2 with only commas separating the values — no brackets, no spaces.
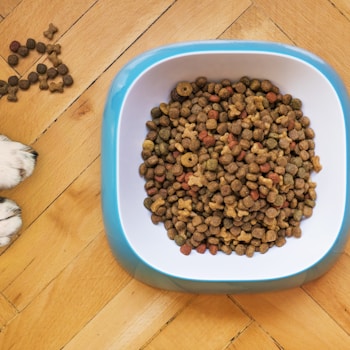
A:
49,81,64,93
18,79,30,90
0,80,9,95
26,38,36,50
46,43,61,54
7,86,18,102
9,40,21,53
36,63,47,74
62,74,74,86
43,23,58,40
8,76,19,86
48,52,62,67
176,81,193,97
38,74,49,90
57,63,69,75
8,54,19,66
46,67,58,79
17,46,29,57
36,42,47,54
28,72,39,84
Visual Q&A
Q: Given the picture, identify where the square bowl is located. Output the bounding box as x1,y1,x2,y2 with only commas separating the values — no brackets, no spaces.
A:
101,41,350,293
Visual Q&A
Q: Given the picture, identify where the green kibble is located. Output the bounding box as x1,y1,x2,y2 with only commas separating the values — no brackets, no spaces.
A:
158,128,171,141
174,235,186,246
284,173,294,186
206,158,218,171
291,98,302,110
266,138,278,149
274,195,285,208
293,209,303,221
249,79,260,91
143,197,153,210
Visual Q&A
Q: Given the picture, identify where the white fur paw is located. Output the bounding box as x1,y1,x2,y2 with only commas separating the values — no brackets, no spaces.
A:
0,197,22,246
0,135,38,189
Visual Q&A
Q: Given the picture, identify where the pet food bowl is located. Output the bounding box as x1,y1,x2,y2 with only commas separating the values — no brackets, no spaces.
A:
101,41,350,293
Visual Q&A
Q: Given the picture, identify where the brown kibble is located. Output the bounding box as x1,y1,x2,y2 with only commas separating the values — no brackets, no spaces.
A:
62,74,74,87
0,80,9,96
17,46,29,57
36,42,47,53
46,67,58,79
38,74,49,90
46,43,61,54
48,52,62,67
44,23,58,40
26,38,36,50
176,81,193,97
49,81,64,93
18,79,30,90
57,63,69,75
36,63,48,74
8,76,19,86
8,54,19,66
7,86,18,102
28,72,39,84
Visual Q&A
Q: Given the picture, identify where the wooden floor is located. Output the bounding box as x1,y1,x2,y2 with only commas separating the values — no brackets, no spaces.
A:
0,0,349,349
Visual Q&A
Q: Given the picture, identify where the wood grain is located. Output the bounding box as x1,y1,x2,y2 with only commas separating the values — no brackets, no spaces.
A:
0,0,349,349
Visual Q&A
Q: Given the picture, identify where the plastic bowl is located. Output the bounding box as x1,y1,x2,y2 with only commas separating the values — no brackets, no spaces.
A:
101,41,350,293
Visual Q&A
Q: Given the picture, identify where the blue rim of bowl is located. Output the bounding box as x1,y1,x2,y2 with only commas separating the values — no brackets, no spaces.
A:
101,40,350,293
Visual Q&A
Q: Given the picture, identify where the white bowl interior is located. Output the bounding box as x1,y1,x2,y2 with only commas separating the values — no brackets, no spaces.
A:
117,52,346,281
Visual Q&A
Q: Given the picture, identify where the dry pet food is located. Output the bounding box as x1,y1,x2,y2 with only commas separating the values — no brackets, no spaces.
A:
139,77,322,257
0,24,74,102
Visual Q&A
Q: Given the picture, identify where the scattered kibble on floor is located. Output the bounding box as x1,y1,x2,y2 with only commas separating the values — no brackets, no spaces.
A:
0,23,74,102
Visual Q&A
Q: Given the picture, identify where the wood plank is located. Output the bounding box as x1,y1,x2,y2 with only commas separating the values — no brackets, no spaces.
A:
0,160,105,309
0,233,131,350
303,253,350,333
0,0,22,18
0,292,17,327
330,0,350,20
233,288,350,348
253,0,350,88
64,280,194,350
220,4,292,43
226,322,281,349
144,295,251,350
